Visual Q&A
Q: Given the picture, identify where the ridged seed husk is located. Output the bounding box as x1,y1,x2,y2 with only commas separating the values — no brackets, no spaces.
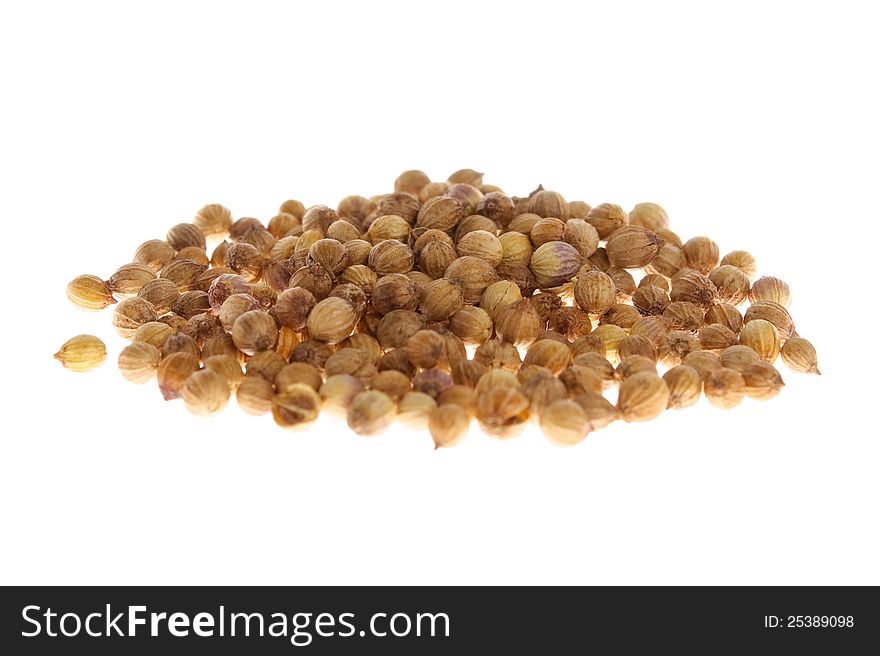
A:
617,371,669,422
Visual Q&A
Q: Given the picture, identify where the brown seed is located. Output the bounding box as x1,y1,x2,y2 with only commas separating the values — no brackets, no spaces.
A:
204,354,244,389
54,334,106,372
437,385,478,417
276,362,324,393
741,362,785,400
172,290,211,319
137,278,181,315
617,371,669,422
405,330,447,369
301,205,339,235
456,230,502,266
416,195,464,232
397,392,438,430
338,264,378,294
720,345,761,372
157,352,199,400
628,202,669,232
547,307,592,340
585,203,626,239
630,316,672,347
112,297,157,338
681,236,720,275
523,339,571,373
445,256,499,303
530,241,582,288
319,375,366,417
159,258,208,292
268,213,301,240
568,201,592,219
327,219,361,243
639,273,670,293
663,301,704,332
495,299,542,348
709,265,750,306
419,237,459,279
419,278,464,321
193,203,232,237
631,284,669,317
451,360,488,388
369,370,410,402
703,303,744,334
562,219,600,259
720,250,758,280
231,217,265,241
540,399,590,446
341,333,383,365
682,350,722,381
67,274,116,310
476,385,530,438
528,189,569,220
573,392,620,431
273,287,315,331
347,390,396,436
704,367,746,409
182,369,230,416
698,323,739,351
606,226,661,269
429,404,470,449
591,324,627,356
279,199,306,220
559,365,604,396
572,352,616,388
160,332,200,361
395,169,431,195
133,321,175,349
175,246,209,266
616,356,657,381
495,262,539,297
607,267,637,303
739,319,780,362
571,334,607,359
449,306,493,346
599,302,645,330
574,269,616,315
134,239,177,273
744,302,795,339
663,365,702,409
780,337,820,375
236,376,275,415
480,280,523,322
166,223,206,251
670,269,717,308
342,240,372,267
658,330,700,366
476,191,516,229
367,215,411,243
618,335,658,361
107,263,155,296
530,217,566,247
201,333,240,361
245,351,287,383
378,192,421,225
306,297,359,344
231,310,278,356
646,242,688,278
273,383,322,429
749,276,791,308
413,367,454,399
224,242,263,282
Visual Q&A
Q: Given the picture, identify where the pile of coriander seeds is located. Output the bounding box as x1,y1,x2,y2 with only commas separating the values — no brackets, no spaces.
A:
57,169,821,448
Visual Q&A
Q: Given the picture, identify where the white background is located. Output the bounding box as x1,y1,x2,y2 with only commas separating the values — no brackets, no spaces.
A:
1,1,878,585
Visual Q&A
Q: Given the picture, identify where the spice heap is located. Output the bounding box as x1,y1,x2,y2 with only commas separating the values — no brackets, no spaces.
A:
57,169,820,447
